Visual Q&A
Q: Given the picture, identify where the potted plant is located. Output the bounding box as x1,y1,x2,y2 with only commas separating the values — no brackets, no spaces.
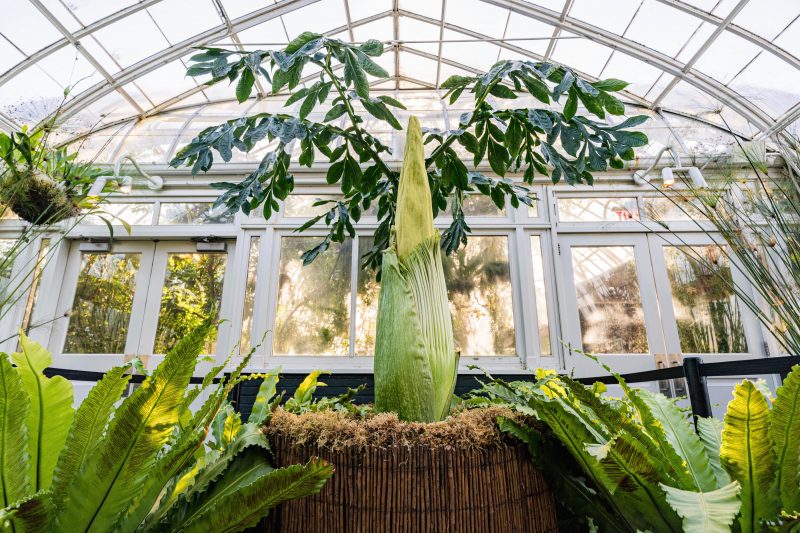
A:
171,31,649,531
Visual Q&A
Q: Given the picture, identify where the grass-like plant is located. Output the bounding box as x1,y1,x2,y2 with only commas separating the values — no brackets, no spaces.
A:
0,321,332,532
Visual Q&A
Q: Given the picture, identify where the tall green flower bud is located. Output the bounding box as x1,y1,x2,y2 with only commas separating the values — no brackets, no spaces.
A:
373,116,458,422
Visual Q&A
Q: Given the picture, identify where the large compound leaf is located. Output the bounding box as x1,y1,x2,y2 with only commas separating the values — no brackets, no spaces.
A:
50,365,130,511
0,353,30,507
639,389,717,492
57,320,213,533
771,364,800,510
11,333,74,492
661,481,741,533
697,417,732,487
721,379,780,533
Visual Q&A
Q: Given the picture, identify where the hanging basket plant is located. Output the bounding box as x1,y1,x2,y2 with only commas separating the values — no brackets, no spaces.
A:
0,128,103,225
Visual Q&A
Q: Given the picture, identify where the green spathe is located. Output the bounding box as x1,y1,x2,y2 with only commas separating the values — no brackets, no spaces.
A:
374,115,457,423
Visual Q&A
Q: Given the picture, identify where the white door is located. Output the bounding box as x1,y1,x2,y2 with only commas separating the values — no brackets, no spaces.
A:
50,239,233,372
557,234,667,377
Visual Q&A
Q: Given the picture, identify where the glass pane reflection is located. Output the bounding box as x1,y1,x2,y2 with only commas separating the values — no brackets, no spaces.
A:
154,253,226,354
64,253,140,354
274,237,351,355
664,246,747,354
571,246,649,354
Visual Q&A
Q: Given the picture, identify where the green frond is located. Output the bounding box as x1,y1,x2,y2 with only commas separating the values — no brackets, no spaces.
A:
697,417,732,487
638,389,717,492
0,491,53,532
661,481,741,533
0,353,30,508
248,369,280,425
56,319,213,533
50,365,130,511
11,333,74,492
177,455,333,533
722,379,780,533
771,364,800,510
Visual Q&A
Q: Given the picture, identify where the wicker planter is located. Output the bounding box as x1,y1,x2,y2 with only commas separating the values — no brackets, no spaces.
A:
263,411,558,532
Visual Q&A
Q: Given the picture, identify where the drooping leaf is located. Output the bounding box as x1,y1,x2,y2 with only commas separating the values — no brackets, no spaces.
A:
12,333,74,493
721,379,780,533
771,364,800,510
697,417,732,487
248,369,281,425
661,481,741,533
0,353,30,507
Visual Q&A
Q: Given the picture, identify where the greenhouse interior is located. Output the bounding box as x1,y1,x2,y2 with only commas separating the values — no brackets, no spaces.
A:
1,0,800,531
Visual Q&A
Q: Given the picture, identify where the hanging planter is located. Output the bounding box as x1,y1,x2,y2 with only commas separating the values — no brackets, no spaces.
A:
0,169,83,224
262,407,558,533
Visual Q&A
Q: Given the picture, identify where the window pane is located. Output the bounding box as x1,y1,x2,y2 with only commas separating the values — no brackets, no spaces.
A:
462,195,504,217
84,203,155,225
571,246,649,354
558,197,639,222
356,237,380,356
530,236,551,356
64,253,140,354
284,195,341,217
274,237,352,355
664,246,747,353
158,203,234,224
154,253,227,354
240,237,260,353
0,239,14,292
644,197,706,222
443,236,515,356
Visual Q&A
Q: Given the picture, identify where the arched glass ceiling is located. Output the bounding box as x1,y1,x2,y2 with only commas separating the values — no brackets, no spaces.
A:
2,0,799,149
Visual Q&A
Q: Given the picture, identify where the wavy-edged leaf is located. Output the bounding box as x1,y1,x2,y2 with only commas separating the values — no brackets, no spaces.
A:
661,481,741,533
697,417,732,487
0,353,30,507
248,369,280,425
721,379,779,533
179,455,333,533
0,491,53,532
771,364,800,510
50,365,130,510
57,320,213,533
12,333,74,492
638,389,717,492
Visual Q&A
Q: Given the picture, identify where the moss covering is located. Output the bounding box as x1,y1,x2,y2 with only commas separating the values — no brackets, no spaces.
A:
264,406,526,451
0,170,81,224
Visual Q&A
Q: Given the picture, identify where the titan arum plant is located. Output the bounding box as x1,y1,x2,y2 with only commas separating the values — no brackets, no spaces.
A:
374,116,457,422
171,31,650,422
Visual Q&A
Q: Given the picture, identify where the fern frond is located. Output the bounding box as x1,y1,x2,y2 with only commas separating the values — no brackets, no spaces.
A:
11,333,74,492
661,481,741,533
0,353,30,507
697,417,732,487
771,364,800,510
0,491,52,532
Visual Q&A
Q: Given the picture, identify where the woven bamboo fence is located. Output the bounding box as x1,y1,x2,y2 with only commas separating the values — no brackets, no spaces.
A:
263,434,558,532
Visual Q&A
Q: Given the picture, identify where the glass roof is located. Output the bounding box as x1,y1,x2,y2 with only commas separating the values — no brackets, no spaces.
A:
1,0,798,150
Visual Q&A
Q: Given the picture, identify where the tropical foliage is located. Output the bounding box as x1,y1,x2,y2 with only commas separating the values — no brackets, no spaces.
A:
373,116,457,423
0,322,333,532
470,364,800,532
170,31,649,273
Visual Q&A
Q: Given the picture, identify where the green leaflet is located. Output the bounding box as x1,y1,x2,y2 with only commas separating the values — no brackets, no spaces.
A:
12,333,74,493
661,481,741,533
721,379,780,533
697,417,732,487
248,368,280,425
0,353,30,508
50,365,130,511
638,389,717,492
771,364,800,511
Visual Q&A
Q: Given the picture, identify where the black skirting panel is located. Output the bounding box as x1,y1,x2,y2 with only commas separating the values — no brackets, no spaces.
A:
230,373,532,421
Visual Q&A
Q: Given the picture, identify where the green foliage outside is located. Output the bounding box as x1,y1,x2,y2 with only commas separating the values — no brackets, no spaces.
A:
0,322,332,532
470,364,800,532
170,31,649,275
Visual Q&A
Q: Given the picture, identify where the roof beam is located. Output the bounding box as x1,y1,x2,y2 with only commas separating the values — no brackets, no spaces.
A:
0,0,165,90
434,0,447,87
480,0,775,131
27,0,146,115
543,0,574,61
757,102,800,139
343,0,356,42
48,0,322,125
653,0,800,72
392,0,400,90
650,0,751,108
